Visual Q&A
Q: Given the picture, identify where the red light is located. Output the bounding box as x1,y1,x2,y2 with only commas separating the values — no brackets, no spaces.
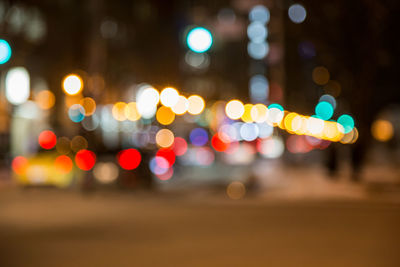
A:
156,148,176,167
156,167,173,181
12,156,28,175
55,155,73,173
225,140,239,154
117,148,141,170
172,137,187,156
75,149,96,171
38,130,57,150
211,134,230,152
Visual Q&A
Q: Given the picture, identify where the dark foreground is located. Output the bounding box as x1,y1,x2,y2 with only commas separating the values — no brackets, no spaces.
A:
1,188,400,267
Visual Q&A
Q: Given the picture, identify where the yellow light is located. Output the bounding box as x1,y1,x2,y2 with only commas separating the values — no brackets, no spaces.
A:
112,102,127,121
284,112,298,133
340,127,358,144
312,66,330,85
172,95,189,115
293,116,308,135
35,90,55,110
62,74,83,95
225,100,244,120
156,106,175,125
241,104,253,123
349,128,359,144
290,115,302,132
371,119,393,142
160,87,179,107
323,121,343,141
250,104,268,123
156,129,174,148
125,102,141,121
187,95,205,115
79,97,96,116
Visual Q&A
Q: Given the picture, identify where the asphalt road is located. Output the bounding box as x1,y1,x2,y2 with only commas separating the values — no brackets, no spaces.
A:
1,188,400,267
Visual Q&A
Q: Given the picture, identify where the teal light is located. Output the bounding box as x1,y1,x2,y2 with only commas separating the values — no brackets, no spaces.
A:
315,101,334,120
268,103,284,111
337,114,354,134
0,39,12,64
186,27,213,53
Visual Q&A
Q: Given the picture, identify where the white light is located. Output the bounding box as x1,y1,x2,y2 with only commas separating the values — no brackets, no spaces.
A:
184,51,210,69
249,75,269,103
288,4,307,24
258,136,284,159
136,86,159,118
307,117,324,135
247,42,269,60
6,67,30,105
240,123,259,141
257,123,273,138
249,5,270,24
266,107,284,125
187,27,213,53
160,87,179,107
247,22,268,43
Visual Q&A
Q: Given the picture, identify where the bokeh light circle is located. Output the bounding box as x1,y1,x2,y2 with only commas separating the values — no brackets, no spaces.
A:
225,100,245,120
38,130,57,150
288,4,307,24
35,90,55,110
0,39,12,64
118,148,142,170
62,74,83,95
315,101,334,120
12,156,28,175
156,106,175,125
190,128,209,146
187,27,213,53
172,95,189,115
93,162,119,184
68,104,85,123
156,129,175,148
172,137,188,156
337,114,355,134
371,119,393,142
187,95,205,115
75,149,96,171
156,148,176,167
160,87,179,108
54,155,73,174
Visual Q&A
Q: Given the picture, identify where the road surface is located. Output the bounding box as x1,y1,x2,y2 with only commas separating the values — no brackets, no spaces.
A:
1,187,400,267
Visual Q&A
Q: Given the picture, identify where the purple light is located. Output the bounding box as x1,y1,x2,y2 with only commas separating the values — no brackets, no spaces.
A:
189,128,209,146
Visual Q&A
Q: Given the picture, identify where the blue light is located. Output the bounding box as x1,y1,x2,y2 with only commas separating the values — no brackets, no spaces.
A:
189,128,209,146
0,39,12,64
268,103,284,111
319,94,336,109
68,104,85,123
337,114,354,134
187,27,213,53
315,101,334,120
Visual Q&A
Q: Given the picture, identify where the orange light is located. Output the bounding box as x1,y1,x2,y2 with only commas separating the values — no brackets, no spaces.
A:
54,155,73,174
156,106,175,125
12,156,28,175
